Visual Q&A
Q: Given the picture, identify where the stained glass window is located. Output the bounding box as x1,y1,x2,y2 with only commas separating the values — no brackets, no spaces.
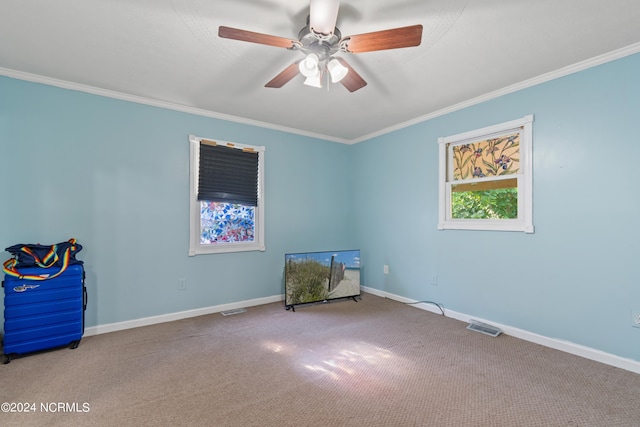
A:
438,115,534,233
448,133,520,220
451,133,520,181
200,202,255,244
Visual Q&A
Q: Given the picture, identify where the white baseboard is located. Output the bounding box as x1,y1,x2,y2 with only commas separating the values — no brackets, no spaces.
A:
361,286,640,375
83,294,284,336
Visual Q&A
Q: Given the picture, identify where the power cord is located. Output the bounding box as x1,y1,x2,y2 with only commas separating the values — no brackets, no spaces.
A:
382,295,446,316
406,300,445,316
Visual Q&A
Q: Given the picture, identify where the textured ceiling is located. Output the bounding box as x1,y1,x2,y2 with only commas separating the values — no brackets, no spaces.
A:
1,0,640,143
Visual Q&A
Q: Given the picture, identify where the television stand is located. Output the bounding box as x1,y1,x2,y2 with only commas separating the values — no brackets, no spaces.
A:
285,295,359,312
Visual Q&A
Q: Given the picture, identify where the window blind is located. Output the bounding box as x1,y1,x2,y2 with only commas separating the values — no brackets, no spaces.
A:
198,143,259,206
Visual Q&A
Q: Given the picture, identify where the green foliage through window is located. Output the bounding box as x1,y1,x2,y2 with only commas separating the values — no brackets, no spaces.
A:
452,188,517,219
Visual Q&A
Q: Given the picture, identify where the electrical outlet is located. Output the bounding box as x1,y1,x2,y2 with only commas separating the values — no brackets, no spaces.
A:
632,310,640,328
383,265,389,275
178,278,187,291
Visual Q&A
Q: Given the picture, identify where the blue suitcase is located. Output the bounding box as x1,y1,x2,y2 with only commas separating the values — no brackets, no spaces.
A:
2,264,86,363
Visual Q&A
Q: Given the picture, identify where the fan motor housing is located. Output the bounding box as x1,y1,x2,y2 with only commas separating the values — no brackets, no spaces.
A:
297,25,342,61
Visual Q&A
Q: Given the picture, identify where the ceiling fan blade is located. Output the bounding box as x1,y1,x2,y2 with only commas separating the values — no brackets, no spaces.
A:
336,58,367,92
218,26,296,49
344,24,423,53
265,62,301,88
309,0,340,36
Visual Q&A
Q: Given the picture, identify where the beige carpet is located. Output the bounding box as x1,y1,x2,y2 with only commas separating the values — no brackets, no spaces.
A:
1,293,639,426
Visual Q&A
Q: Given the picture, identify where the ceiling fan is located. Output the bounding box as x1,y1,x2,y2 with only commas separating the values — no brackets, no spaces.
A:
218,0,423,92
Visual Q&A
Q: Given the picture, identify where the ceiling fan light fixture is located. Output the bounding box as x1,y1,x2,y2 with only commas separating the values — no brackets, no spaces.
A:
327,58,348,83
299,53,320,78
219,5,424,93
309,0,339,36
303,73,323,88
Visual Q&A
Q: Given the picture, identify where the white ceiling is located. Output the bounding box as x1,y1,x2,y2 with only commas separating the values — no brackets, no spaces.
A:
2,0,640,143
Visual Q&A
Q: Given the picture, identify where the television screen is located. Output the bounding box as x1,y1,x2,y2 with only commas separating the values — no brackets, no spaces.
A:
285,249,361,308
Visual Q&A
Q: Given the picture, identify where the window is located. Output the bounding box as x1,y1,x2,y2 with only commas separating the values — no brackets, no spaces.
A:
438,115,534,233
189,135,265,255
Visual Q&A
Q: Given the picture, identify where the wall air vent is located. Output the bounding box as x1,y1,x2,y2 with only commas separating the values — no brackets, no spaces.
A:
221,308,247,316
467,320,502,337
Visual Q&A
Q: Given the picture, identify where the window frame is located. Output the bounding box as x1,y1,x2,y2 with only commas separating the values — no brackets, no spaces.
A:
438,115,534,233
189,134,265,255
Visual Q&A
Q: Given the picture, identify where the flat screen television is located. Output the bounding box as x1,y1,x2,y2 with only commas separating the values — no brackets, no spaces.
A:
285,249,361,309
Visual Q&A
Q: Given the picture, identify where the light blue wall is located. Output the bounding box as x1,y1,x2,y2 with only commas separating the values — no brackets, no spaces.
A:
352,52,640,362
0,77,353,328
2,52,639,363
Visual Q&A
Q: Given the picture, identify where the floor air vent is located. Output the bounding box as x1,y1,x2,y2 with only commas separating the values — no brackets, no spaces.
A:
221,308,247,316
467,320,502,337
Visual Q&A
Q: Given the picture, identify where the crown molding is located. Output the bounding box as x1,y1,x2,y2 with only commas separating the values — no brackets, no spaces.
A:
2,41,639,145
351,41,640,144
0,67,351,145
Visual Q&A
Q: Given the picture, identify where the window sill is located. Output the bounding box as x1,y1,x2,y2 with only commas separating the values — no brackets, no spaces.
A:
189,242,266,256
438,220,534,233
